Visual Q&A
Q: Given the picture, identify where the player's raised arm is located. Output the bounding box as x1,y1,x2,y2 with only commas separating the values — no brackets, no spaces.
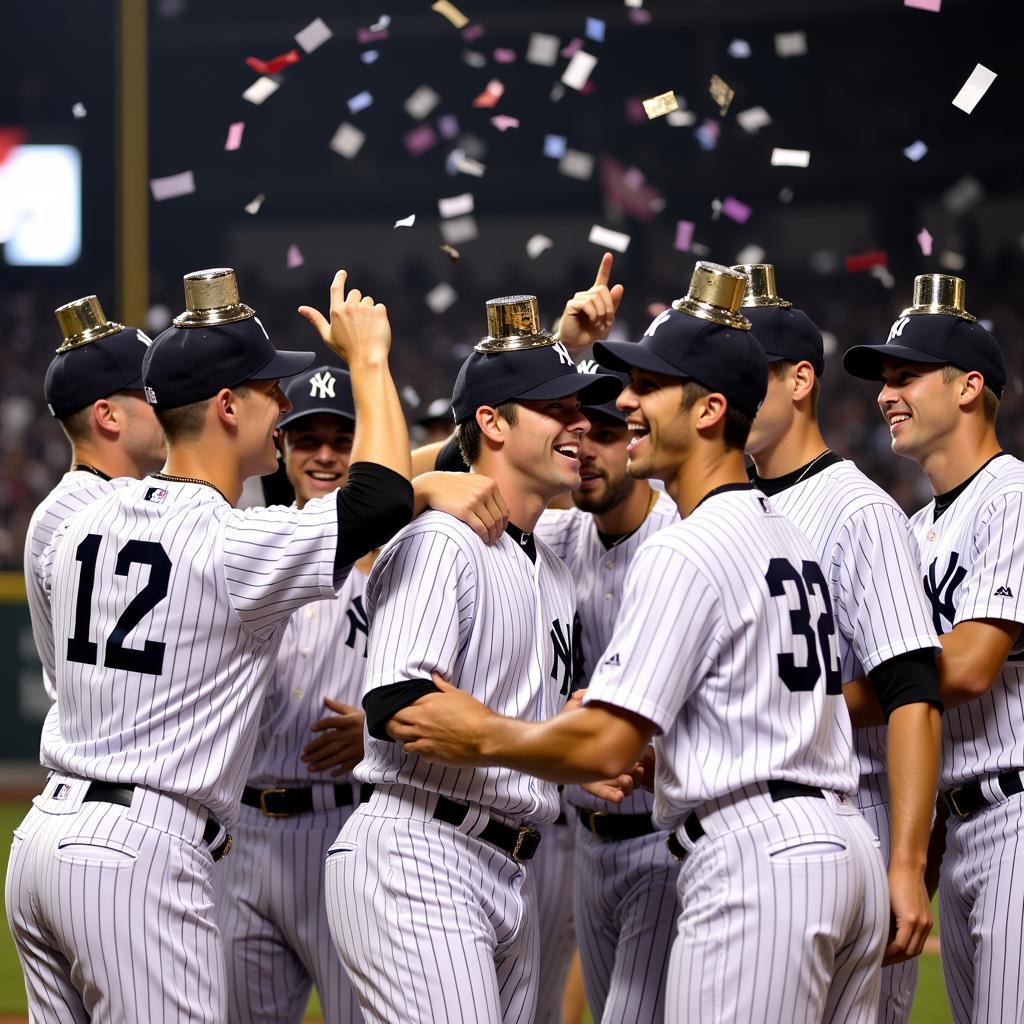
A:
554,252,625,354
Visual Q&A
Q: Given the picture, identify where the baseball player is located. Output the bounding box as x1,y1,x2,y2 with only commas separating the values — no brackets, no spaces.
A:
25,296,165,716
323,294,621,1024
4,267,413,1023
389,263,890,1024
216,363,511,1024
534,361,680,1024
736,263,942,1024
844,274,1024,1024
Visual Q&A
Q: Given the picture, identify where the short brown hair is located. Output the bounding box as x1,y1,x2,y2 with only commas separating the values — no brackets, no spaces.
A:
456,401,519,466
154,384,251,443
58,405,94,444
942,365,999,423
770,361,821,414
681,381,753,451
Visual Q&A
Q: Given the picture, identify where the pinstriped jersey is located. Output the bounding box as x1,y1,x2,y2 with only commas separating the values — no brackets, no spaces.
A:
763,460,939,778
535,491,678,813
909,453,1024,789
246,565,370,788
39,475,345,824
355,511,575,826
585,486,857,829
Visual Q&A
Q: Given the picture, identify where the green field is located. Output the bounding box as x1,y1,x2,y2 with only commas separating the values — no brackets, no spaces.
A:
0,800,953,1022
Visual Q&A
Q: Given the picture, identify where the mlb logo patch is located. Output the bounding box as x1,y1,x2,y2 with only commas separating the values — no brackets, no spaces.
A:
144,487,168,504
53,783,71,801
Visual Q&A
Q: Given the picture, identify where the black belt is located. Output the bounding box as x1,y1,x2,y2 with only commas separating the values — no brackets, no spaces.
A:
666,781,825,862
432,795,541,862
241,782,371,818
945,769,1024,819
82,781,232,862
577,807,657,841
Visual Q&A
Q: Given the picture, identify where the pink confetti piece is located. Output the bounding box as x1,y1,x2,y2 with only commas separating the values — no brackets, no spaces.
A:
917,228,933,256
628,9,652,25
224,121,245,151
904,0,941,10
624,97,647,124
437,114,460,139
472,79,505,108
623,167,646,190
357,27,389,44
674,220,695,251
561,37,584,58
720,196,752,224
462,23,485,41
490,114,519,131
493,48,517,63
403,124,438,156
286,244,304,268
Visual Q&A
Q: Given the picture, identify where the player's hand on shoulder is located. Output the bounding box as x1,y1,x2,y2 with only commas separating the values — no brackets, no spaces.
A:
883,864,933,966
302,696,366,776
298,269,391,367
555,251,625,353
414,470,509,545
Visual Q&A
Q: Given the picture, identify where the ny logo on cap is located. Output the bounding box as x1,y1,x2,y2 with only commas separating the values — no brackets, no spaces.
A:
644,310,673,338
309,370,336,399
552,341,573,367
576,358,599,375
887,316,911,344
137,330,153,347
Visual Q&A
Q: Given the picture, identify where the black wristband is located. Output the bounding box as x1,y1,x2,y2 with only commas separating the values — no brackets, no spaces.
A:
868,648,944,719
363,680,442,740
335,463,414,570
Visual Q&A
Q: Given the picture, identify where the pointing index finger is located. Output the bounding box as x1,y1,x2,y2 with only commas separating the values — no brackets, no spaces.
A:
593,251,614,288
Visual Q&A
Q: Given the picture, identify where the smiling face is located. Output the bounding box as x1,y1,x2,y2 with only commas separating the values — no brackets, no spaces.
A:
238,378,292,479
615,369,691,481
877,358,960,463
572,412,636,514
501,395,591,498
281,412,356,507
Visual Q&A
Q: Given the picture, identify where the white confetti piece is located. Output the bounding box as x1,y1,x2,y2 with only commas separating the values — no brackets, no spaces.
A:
72,102,87,119
425,281,458,313
150,170,195,201
952,63,997,114
224,122,245,151
943,174,983,214
561,50,598,91
728,39,751,58
666,109,696,126
440,214,478,246
735,244,766,265
527,234,554,258
770,147,810,168
736,106,772,133
394,214,416,228
449,151,487,177
774,31,807,57
526,32,560,66
370,14,391,31
348,90,373,114
558,149,594,181
438,193,474,218
242,77,279,105
404,85,441,121
329,122,366,159
903,140,928,161
939,250,966,271
295,17,333,53
244,193,265,214
588,225,630,253
361,49,379,64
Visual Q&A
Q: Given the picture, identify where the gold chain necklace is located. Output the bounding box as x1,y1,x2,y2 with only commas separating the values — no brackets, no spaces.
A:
793,449,832,486
152,472,229,504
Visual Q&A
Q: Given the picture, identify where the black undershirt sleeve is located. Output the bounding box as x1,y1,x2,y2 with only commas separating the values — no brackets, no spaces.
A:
435,435,469,474
867,648,944,719
334,463,414,571
363,680,442,740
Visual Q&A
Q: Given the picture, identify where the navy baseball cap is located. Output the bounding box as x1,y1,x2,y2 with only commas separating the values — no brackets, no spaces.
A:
575,360,628,422
278,365,355,430
416,397,454,426
742,306,825,377
451,342,622,424
595,309,768,418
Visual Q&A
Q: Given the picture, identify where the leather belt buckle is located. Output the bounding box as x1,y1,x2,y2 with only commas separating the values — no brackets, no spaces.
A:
213,833,234,862
512,826,541,862
586,810,610,839
258,787,289,818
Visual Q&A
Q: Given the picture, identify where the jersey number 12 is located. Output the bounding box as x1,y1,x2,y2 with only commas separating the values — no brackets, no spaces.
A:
66,534,171,675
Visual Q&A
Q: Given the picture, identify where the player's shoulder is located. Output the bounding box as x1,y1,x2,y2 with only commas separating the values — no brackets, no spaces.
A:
972,453,1024,501
377,509,482,562
534,504,585,546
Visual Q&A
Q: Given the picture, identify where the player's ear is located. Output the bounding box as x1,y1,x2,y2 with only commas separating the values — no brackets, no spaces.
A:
476,405,506,446
216,387,241,428
695,392,728,434
958,370,986,410
91,398,120,438
791,361,816,404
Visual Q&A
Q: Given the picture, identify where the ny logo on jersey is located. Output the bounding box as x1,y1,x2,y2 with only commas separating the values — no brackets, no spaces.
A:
550,618,575,696
923,551,966,632
309,370,337,399
552,341,574,367
887,316,911,344
344,594,369,657
644,310,672,338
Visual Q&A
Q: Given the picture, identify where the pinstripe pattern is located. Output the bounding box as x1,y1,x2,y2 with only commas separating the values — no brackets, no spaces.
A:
530,817,576,1024
536,495,680,1024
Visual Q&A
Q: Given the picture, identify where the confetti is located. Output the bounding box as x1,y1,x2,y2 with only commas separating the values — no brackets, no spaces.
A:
903,140,928,161
585,17,606,42
690,243,711,257
224,122,245,151
771,147,810,168
493,48,517,63
674,221,695,251
561,51,598,91
629,9,652,24
242,77,279,105
904,0,941,10
348,90,373,114
711,198,723,221
394,214,416,228
917,228,933,256
543,134,567,158
401,385,422,408
150,170,195,201
642,91,678,119
287,244,304,269
810,250,838,274
845,251,888,272
588,224,630,253
370,14,391,31
870,265,895,289
295,17,333,53
246,49,300,76
329,122,366,159
728,39,751,58
550,83,566,102
472,79,504,108
559,149,594,181
666,108,696,127
624,0,643,7
463,50,487,68
779,187,795,203
357,26,389,44
774,31,807,57
72,102,87,119
405,86,441,120
403,124,438,156
361,50,379,64
952,64,997,114
438,193,474,218
431,0,469,29
440,244,460,262
938,251,966,271
244,193,265,215
490,115,519,132
721,196,752,223
736,106,771,133
561,38,585,59
943,174,983,214
735,244,766,265
527,234,554,258
462,23,485,41
623,167,645,189
449,151,486,176
526,32,560,66
438,114,460,139
425,281,458,313
709,75,735,115
695,120,720,151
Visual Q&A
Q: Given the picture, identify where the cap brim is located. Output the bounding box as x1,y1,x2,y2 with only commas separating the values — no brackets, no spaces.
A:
517,371,622,405
251,349,318,381
593,340,684,378
581,400,626,423
842,343,946,381
278,406,356,430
